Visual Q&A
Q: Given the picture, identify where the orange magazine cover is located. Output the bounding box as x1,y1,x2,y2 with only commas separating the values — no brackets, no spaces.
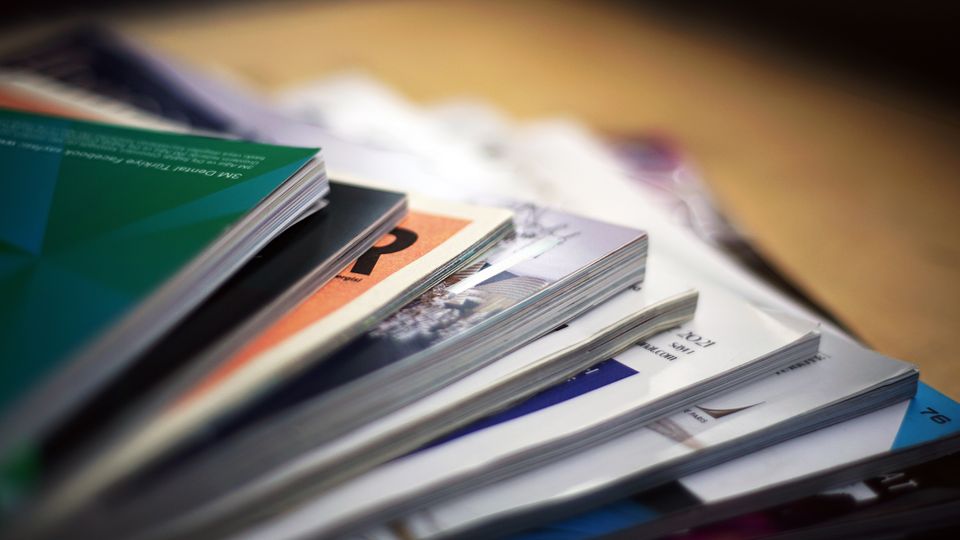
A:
47,193,512,518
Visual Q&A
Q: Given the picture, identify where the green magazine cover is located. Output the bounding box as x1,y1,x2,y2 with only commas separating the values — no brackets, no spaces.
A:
0,107,319,456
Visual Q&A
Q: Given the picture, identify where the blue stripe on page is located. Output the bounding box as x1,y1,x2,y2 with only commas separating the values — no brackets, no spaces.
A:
510,499,659,540
418,359,638,451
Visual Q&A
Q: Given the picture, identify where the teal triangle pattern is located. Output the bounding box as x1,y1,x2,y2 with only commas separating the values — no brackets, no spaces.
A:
0,124,65,255
0,107,318,417
0,260,129,405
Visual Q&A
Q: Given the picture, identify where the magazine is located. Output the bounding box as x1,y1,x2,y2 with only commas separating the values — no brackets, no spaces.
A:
373,334,917,540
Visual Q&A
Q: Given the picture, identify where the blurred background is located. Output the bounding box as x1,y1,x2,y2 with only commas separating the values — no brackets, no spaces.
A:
3,0,959,393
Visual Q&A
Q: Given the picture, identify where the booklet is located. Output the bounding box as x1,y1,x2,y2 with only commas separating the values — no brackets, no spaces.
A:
233,279,822,539
535,382,960,540
370,333,916,540
0,106,326,478
502,438,960,540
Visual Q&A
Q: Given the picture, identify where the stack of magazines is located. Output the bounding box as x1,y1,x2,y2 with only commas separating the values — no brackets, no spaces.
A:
1,26,957,540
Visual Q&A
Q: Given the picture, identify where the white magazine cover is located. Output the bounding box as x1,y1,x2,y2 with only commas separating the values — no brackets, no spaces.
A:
236,276,821,540
499,382,960,540
276,73,839,335
377,333,915,540
680,382,960,503
228,262,697,504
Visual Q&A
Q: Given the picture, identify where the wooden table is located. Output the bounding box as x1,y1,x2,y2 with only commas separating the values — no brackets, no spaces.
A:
14,0,960,396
